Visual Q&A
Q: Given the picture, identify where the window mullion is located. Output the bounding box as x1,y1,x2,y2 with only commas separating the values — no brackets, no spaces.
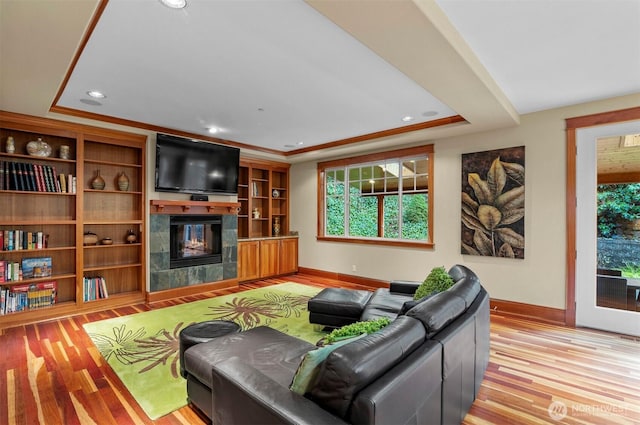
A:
344,166,350,237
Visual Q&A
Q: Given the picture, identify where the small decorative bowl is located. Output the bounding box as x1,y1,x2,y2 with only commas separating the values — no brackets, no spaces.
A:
101,237,113,245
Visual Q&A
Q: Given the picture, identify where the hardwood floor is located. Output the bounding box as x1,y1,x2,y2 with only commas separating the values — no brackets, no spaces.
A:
1,273,638,425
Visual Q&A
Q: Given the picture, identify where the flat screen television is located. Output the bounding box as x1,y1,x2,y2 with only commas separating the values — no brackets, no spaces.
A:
155,133,240,195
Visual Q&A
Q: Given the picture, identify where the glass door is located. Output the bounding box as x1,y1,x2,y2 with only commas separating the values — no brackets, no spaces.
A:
575,121,640,337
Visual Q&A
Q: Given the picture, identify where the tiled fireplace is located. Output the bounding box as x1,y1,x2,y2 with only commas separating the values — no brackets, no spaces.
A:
149,201,239,293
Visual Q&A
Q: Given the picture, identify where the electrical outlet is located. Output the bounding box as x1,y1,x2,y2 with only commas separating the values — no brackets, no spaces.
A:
352,264,357,272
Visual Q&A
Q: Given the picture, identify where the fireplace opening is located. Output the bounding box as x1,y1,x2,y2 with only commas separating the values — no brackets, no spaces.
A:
170,215,222,269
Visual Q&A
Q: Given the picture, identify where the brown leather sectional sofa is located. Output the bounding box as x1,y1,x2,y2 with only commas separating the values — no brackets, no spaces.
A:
182,264,490,424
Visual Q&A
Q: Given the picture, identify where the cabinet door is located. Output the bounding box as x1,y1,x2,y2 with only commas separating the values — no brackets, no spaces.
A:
278,238,298,275
259,239,280,278
238,240,260,282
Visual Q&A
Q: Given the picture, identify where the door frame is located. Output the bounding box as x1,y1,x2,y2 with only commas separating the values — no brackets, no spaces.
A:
565,106,640,327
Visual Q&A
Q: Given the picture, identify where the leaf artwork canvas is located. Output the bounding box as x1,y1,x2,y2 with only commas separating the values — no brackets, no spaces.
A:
461,146,525,259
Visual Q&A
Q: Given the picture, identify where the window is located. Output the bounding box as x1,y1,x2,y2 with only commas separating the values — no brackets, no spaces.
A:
318,145,434,248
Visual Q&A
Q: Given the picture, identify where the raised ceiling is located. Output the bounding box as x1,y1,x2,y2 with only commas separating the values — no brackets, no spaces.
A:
1,0,639,160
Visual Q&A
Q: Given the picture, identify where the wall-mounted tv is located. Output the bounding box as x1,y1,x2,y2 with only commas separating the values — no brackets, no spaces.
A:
155,133,240,195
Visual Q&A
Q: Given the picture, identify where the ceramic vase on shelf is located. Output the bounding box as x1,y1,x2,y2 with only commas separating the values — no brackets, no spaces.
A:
117,172,130,191
273,216,281,236
125,229,137,244
6,137,15,154
91,170,106,190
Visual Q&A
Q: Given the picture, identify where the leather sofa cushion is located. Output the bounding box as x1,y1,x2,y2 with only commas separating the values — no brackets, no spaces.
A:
184,326,314,388
360,289,410,321
407,290,466,338
309,315,425,419
448,274,481,308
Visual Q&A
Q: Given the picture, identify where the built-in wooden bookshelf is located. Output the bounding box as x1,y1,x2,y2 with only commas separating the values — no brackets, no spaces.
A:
237,158,296,282
238,159,290,239
0,111,146,329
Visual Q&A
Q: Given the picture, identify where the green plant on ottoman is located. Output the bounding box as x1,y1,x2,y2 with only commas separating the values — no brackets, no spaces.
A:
414,266,455,300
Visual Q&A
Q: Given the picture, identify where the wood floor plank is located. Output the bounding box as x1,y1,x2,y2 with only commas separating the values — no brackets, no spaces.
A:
1,274,639,424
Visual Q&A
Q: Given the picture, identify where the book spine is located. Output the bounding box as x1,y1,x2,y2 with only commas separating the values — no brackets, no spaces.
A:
51,166,61,192
27,163,37,191
10,162,18,190
59,173,67,193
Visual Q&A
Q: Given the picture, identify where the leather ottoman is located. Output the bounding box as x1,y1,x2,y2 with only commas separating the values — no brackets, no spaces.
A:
179,320,241,378
308,288,372,328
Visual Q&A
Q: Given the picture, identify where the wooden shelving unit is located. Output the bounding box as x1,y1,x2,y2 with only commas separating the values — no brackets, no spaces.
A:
237,158,297,282
238,158,290,239
0,111,146,329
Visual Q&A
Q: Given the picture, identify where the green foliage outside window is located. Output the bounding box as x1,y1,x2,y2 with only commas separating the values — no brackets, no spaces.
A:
597,183,640,238
325,175,428,241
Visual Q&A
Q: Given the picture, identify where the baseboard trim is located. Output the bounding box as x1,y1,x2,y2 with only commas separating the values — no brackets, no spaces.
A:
146,278,238,303
300,267,567,325
490,299,567,326
297,267,389,289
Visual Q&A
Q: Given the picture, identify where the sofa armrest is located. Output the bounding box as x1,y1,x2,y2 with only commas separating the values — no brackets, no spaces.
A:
211,357,348,425
389,280,421,295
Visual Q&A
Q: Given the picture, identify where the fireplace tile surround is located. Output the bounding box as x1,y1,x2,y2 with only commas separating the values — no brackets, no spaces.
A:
149,213,238,293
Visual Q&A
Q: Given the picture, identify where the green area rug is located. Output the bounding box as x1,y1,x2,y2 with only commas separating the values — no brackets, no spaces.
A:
82,282,325,419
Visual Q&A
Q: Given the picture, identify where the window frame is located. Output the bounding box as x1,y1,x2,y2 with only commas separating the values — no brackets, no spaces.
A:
317,144,434,248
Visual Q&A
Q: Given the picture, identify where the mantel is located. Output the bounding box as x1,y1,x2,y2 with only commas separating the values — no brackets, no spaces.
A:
150,200,240,215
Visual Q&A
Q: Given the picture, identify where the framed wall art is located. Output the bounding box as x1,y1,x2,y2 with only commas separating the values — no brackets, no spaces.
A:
461,146,525,259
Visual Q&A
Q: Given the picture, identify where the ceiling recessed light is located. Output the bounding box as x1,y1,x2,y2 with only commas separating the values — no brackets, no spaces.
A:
402,116,413,122
86,90,106,99
159,0,186,8
297,142,304,146
422,111,438,117
208,127,218,134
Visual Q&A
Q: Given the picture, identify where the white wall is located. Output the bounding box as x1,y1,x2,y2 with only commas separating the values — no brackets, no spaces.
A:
290,94,640,309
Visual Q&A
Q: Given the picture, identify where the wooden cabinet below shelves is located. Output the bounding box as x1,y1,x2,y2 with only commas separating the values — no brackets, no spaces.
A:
237,240,260,282
237,237,298,282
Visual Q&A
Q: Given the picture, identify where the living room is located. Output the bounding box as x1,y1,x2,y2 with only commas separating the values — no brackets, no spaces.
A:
1,0,639,424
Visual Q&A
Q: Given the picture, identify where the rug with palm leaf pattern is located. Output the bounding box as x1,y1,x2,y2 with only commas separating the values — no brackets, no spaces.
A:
82,282,325,420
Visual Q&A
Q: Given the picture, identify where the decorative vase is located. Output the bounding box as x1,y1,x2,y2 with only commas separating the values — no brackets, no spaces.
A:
273,217,281,236
100,237,113,245
272,189,280,199
125,229,137,244
6,137,15,154
83,232,98,246
91,170,106,190
117,172,130,191
26,137,52,157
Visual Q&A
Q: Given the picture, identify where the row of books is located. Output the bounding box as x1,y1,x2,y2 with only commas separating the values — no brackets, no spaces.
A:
0,257,52,282
0,160,77,193
84,276,109,301
1,230,47,251
0,281,58,314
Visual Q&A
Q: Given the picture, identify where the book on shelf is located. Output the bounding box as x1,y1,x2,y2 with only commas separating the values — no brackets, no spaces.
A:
0,261,23,283
0,160,75,193
1,230,46,252
83,276,109,301
21,257,52,279
0,280,58,314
